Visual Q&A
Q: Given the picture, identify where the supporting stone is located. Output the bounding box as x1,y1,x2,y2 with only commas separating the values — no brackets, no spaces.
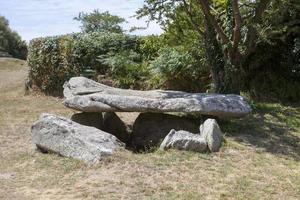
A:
130,113,199,151
103,112,131,144
159,118,223,153
160,130,207,152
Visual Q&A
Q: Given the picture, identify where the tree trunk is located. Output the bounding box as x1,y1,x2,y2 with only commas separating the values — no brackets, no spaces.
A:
203,16,241,94
203,16,225,93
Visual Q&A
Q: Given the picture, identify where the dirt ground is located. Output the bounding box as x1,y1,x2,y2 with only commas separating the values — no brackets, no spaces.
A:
0,58,299,200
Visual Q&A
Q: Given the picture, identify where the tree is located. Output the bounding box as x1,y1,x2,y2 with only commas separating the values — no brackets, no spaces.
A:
74,10,125,33
137,0,273,94
0,16,27,59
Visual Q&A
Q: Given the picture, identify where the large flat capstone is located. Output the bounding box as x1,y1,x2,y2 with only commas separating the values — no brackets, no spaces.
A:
31,113,125,164
63,77,251,118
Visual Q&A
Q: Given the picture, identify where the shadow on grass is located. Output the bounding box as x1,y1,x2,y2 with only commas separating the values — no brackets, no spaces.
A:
220,103,300,161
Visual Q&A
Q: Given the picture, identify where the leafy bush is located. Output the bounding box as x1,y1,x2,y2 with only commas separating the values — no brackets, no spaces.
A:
28,31,212,95
27,34,80,95
137,35,166,60
243,0,300,102
27,32,139,95
100,50,149,89
149,46,210,92
28,31,213,95
245,39,300,102
72,32,138,74
0,16,27,59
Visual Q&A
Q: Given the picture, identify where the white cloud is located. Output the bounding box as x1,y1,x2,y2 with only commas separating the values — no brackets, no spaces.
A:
0,0,162,41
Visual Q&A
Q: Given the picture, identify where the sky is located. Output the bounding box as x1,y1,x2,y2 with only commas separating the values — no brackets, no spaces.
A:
0,0,162,41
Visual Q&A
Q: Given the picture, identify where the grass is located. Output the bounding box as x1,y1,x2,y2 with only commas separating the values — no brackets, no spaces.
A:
0,57,27,70
0,57,299,199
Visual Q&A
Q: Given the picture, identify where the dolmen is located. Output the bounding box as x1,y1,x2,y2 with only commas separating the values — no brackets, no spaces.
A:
31,77,252,164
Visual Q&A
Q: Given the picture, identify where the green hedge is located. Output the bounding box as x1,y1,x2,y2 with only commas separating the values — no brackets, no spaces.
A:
148,46,210,92
27,32,138,95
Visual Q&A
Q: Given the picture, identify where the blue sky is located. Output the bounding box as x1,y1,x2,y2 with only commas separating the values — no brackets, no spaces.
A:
0,0,162,41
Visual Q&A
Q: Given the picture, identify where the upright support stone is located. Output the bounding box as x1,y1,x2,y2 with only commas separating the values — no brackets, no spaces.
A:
160,130,208,152
159,118,223,153
131,113,199,150
200,119,223,152
103,112,131,144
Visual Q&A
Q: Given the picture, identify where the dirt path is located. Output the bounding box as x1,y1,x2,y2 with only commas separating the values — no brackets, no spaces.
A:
0,58,299,200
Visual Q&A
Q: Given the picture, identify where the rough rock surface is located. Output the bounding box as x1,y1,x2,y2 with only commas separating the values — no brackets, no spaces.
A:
160,130,207,152
160,118,223,152
31,113,125,164
103,112,131,144
200,119,223,152
71,112,103,130
63,77,251,118
131,113,199,150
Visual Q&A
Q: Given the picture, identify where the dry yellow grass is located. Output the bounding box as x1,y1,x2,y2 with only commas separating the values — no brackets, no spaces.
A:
0,58,299,200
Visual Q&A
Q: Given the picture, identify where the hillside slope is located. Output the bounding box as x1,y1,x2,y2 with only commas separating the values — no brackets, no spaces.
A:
0,58,299,199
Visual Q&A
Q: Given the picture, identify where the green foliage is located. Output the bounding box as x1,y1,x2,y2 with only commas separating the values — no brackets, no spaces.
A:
138,0,300,101
137,35,166,60
27,32,139,95
28,29,211,94
74,10,125,33
163,1,204,48
137,3,210,92
0,16,27,59
149,46,210,92
72,32,138,73
244,0,300,102
100,50,149,89
27,34,81,95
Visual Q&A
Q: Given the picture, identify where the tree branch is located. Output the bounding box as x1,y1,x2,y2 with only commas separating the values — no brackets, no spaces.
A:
245,0,272,56
254,0,271,23
232,0,243,53
197,0,230,44
182,0,204,37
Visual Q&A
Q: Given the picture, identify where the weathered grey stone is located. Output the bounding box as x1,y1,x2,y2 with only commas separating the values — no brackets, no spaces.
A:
31,113,125,164
200,119,223,152
63,77,251,118
159,118,223,153
103,112,131,144
159,130,207,152
71,112,103,130
130,113,199,150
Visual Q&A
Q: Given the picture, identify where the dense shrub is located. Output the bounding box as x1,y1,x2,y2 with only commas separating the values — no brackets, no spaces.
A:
28,31,212,95
243,0,300,102
27,34,80,95
27,32,139,95
149,46,210,92
137,35,166,60
72,32,138,73
100,50,149,89
245,38,300,102
0,16,27,59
